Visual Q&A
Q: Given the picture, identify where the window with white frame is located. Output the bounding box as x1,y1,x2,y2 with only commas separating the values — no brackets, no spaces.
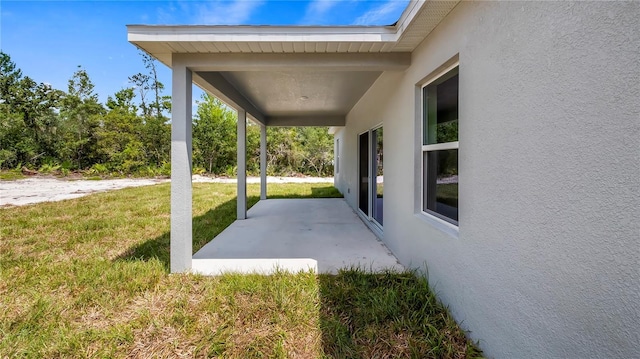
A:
422,65,459,225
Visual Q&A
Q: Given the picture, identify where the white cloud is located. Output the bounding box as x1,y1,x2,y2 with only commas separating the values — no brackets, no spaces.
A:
156,3,178,24
195,0,265,25
155,0,264,25
300,0,343,25
353,0,407,25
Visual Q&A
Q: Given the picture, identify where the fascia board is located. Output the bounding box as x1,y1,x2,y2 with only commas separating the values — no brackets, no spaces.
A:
127,26,397,43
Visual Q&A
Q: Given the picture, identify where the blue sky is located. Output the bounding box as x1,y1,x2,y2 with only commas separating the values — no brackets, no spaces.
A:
1,0,408,104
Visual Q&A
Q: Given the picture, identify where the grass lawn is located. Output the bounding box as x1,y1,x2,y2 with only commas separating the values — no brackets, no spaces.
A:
0,169,26,180
0,182,481,358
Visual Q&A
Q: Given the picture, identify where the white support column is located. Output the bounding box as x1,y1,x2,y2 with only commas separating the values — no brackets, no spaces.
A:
260,124,267,200
170,61,192,273
237,109,247,220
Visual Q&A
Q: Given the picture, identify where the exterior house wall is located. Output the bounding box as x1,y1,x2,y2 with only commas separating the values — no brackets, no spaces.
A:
336,1,639,357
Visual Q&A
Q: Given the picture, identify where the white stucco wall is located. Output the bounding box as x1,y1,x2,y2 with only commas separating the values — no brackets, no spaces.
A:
336,2,640,357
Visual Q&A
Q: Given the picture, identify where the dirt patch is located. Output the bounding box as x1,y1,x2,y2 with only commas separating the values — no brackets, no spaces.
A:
0,175,333,207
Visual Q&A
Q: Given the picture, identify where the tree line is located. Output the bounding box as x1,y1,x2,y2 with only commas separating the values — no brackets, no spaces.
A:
0,52,334,177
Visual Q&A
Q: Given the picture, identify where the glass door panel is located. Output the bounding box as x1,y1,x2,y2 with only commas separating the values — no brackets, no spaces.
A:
358,132,369,215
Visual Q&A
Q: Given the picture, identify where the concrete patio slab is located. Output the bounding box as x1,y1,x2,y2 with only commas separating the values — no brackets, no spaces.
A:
192,198,402,275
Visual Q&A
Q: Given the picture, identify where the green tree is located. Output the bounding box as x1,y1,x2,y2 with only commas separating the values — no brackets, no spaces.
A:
0,111,33,168
0,52,63,168
128,72,150,117
97,88,146,173
59,66,105,169
141,52,170,120
192,94,237,173
246,122,261,175
141,116,170,168
11,78,63,153
131,52,170,167
0,52,22,101
106,87,137,114
297,127,334,176
266,127,304,176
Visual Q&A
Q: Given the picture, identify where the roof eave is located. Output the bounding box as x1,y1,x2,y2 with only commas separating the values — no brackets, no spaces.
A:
127,25,399,44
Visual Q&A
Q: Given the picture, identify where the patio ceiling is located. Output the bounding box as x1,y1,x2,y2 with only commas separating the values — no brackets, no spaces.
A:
219,70,382,117
127,0,460,126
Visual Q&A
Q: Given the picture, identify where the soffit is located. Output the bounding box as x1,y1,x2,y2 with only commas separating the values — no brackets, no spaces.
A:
392,1,460,51
129,26,399,69
217,70,382,117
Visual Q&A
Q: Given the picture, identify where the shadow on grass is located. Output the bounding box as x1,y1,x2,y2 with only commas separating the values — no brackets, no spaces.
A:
114,195,259,271
115,185,342,271
318,268,483,358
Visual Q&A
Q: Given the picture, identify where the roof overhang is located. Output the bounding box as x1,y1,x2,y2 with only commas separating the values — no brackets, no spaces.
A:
127,0,459,126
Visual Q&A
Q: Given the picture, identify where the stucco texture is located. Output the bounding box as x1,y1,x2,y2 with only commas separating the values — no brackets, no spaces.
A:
335,2,640,358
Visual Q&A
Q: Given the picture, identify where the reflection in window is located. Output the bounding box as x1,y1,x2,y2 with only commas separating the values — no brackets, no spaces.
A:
372,127,383,226
423,150,458,222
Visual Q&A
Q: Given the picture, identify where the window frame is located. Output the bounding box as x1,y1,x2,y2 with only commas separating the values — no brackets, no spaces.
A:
371,125,383,229
335,138,340,174
420,62,460,229
357,125,384,233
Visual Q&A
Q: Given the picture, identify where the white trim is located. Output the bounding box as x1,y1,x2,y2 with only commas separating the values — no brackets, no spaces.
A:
358,126,384,231
395,0,425,34
422,207,459,227
415,213,459,239
422,141,459,152
127,25,397,42
367,129,373,221
419,63,460,228
260,124,267,200
335,138,340,174
356,208,384,240
420,61,460,89
192,258,318,275
370,125,384,230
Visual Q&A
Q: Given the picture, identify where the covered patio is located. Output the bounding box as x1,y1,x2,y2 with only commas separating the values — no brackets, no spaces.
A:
128,1,444,273
192,198,402,275
125,35,410,274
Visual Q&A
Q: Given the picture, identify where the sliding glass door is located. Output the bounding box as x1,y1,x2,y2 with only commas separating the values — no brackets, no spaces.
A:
358,127,383,228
